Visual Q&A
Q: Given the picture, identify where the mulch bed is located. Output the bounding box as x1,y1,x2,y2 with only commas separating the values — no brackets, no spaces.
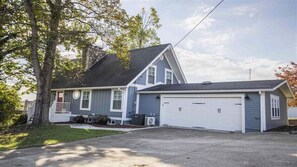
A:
54,122,146,128
266,125,297,133
90,124,145,128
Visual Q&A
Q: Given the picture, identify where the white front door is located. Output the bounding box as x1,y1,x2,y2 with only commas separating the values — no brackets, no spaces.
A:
161,95,243,132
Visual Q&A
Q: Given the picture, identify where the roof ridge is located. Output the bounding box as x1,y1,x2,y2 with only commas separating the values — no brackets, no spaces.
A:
128,43,171,52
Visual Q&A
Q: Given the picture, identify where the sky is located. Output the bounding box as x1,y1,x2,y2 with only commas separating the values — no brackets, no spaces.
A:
21,0,297,101
122,0,297,83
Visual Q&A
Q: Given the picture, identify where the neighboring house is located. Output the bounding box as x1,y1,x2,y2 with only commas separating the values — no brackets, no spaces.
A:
50,43,294,133
288,107,297,119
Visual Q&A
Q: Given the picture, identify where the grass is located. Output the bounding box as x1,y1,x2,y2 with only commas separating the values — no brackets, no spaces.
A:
0,124,123,151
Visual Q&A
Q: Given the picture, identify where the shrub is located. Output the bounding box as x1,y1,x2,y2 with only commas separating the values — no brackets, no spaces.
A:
95,115,110,125
75,115,85,123
14,113,28,125
0,110,27,129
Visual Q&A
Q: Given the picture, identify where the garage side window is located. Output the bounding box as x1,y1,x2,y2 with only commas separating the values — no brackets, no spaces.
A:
270,94,280,120
111,90,122,111
147,66,156,84
80,90,92,110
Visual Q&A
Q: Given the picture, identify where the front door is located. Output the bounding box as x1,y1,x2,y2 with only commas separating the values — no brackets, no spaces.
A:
56,91,64,112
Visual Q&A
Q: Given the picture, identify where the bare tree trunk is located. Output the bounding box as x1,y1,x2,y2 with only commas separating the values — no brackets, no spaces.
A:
25,0,62,125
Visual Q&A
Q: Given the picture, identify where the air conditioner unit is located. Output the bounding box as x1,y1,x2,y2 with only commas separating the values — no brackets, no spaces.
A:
145,117,155,126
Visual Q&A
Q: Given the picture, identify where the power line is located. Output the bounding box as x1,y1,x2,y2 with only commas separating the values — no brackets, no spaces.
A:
174,0,225,47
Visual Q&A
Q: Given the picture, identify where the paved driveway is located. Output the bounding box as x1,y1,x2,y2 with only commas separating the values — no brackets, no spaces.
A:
0,127,297,167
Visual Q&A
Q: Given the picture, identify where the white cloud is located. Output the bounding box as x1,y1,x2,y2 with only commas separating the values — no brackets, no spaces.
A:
175,47,285,83
233,6,257,18
180,3,216,30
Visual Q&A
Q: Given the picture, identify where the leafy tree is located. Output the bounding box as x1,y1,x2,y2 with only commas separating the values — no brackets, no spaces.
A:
127,7,161,49
1,0,131,125
275,62,297,107
0,82,21,113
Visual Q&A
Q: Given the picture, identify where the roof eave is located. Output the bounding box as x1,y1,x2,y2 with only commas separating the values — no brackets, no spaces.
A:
137,89,274,94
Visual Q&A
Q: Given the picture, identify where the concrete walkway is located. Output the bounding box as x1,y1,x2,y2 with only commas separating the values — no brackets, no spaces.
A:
1,127,297,167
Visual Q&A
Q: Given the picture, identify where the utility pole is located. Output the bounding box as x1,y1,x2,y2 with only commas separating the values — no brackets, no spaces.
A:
249,69,252,80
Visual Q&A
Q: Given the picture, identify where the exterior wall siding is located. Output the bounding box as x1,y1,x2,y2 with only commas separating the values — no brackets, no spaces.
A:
133,57,180,86
244,93,261,132
134,71,147,85
265,88,288,130
126,86,137,118
153,57,173,84
139,94,161,125
65,89,122,118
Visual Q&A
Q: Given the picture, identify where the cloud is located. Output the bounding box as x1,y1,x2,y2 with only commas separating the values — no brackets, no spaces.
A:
180,3,216,30
233,6,257,18
175,47,285,83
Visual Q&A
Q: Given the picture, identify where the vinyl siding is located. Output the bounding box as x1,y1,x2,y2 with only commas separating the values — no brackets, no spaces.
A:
138,94,161,125
265,88,288,130
245,93,261,132
133,56,179,85
65,90,122,118
126,86,137,118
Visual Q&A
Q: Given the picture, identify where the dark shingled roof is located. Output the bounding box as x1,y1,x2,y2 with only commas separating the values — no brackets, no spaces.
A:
139,80,285,92
52,44,170,89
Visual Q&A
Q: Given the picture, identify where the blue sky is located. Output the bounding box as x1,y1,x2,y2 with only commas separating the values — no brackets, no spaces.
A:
122,0,297,82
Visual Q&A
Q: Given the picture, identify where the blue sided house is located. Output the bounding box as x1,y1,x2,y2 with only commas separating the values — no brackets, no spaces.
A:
50,44,294,133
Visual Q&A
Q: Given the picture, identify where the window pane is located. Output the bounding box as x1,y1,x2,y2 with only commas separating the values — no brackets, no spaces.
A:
82,100,89,108
148,75,155,84
166,79,172,84
113,100,121,110
148,67,155,76
166,71,172,79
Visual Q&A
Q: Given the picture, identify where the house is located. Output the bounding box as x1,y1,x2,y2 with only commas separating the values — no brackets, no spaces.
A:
288,107,297,119
50,43,294,133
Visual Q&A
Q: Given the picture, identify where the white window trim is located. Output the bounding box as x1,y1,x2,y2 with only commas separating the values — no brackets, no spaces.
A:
165,68,173,84
80,90,92,110
110,89,123,112
146,65,157,85
270,94,280,120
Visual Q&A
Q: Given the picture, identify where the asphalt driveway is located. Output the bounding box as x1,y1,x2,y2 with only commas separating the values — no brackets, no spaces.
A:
0,127,297,167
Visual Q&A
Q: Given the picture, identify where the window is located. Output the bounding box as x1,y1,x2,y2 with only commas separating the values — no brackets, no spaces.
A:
111,90,122,111
165,69,173,84
147,66,156,84
80,90,91,110
271,94,280,120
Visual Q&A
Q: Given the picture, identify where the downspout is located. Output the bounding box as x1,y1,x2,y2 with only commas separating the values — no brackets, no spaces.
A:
259,91,266,132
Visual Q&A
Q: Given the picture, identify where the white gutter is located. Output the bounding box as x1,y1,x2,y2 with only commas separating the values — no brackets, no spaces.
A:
52,86,127,91
137,89,274,94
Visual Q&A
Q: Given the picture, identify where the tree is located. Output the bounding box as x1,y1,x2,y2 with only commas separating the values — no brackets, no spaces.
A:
1,0,131,125
127,7,161,49
275,62,297,107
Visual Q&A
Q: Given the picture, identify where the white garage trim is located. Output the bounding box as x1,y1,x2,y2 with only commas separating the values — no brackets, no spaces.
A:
259,91,266,132
160,94,246,133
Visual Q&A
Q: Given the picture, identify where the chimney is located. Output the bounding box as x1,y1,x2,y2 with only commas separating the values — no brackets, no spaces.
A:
82,44,106,70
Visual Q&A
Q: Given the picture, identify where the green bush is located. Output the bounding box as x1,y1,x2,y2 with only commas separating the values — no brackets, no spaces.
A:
75,115,85,123
0,110,27,128
95,115,110,125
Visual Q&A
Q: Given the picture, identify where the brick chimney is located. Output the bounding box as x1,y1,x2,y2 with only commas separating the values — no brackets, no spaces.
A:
82,44,106,70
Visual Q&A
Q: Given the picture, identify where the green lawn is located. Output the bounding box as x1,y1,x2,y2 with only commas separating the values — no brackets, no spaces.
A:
0,125,123,151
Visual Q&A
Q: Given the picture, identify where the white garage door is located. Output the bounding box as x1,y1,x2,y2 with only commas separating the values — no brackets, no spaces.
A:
161,95,243,132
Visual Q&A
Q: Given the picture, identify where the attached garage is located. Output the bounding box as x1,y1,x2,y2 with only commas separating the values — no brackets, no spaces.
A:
160,95,244,132
137,80,294,133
